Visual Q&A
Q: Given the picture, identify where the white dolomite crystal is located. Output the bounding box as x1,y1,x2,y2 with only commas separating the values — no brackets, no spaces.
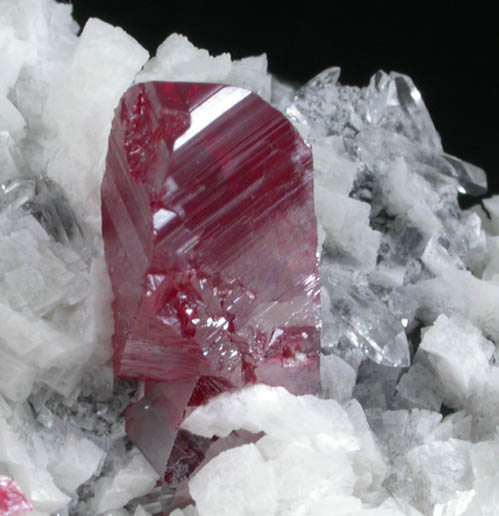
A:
418,314,494,409
0,0,498,515
136,33,271,101
50,434,106,493
482,196,499,236
43,17,150,225
133,506,153,516
189,444,277,516
92,450,160,514
319,352,357,403
136,33,231,84
183,384,408,516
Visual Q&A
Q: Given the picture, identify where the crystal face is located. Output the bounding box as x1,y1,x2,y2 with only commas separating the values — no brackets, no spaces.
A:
101,81,320,476
0,176,84,250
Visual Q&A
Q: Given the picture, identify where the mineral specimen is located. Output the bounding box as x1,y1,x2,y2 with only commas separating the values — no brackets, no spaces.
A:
2,1,499,514
101,81,320,476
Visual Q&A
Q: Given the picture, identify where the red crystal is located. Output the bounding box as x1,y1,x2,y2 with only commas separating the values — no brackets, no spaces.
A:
101,82,320,477
0,476,33,515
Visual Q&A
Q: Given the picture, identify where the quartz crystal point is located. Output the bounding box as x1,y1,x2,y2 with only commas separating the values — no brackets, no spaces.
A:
0,176,84,251
321,268,411,367
289,67,487,367
102,82,320,477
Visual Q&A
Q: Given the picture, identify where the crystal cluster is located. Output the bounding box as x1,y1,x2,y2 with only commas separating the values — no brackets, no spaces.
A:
288,67,488,369
1,1,499,515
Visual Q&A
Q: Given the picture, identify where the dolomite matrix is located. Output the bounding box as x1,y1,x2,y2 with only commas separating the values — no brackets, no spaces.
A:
1,1,499,515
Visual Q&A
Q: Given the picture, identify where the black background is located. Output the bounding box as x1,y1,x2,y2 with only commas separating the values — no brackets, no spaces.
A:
70,2,498,196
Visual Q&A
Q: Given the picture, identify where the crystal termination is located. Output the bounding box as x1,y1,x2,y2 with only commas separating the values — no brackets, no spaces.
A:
101,82,320,477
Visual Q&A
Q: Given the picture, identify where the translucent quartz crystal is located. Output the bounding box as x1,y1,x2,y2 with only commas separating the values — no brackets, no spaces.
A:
0,176,84,251
0,476,33,515
290,67,487,367
101,82,320,477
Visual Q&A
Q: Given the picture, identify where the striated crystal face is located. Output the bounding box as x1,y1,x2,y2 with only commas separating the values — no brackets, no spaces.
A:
101,82,320,477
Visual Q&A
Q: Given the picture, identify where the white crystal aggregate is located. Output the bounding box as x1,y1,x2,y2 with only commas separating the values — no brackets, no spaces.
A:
0,1,498,515
92,450,159,514
43,17,150,225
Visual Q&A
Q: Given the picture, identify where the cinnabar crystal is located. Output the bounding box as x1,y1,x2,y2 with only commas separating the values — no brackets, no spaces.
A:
0,476,33,515
102,82,320,477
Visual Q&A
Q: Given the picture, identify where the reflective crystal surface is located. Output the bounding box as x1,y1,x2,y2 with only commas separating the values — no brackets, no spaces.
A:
289,67,488,367
3,3,499,513
101,81,320,477
321,268,411,367
0,175,84,251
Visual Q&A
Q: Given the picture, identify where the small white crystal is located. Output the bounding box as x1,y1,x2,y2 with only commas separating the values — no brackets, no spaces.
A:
101,510,131,516
482,196,499,236
410,269,499,343
136,33,231,84
0,414,33,467
9,464,70,513
272,437,357,510
315,189,381,271
0,395,12,419
0,346,37,402
395,361,444,412
433,490,475,516
313,137,357,196
378,156,441,238
461,475,499,515
170,507,199,516
189,444,277,516
367,409,442,461
226,55,272,100
50,434,105,493
428,411,473,443
0,26,31,96
320,353,357,403
0,96,25,138
345,399,387,495
182,384,358,452
402,440,473,513
81,255,115,366
93,449,159,514
482,235,499,281
421,236,466,277
419,314,494,407
133,506,152,516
